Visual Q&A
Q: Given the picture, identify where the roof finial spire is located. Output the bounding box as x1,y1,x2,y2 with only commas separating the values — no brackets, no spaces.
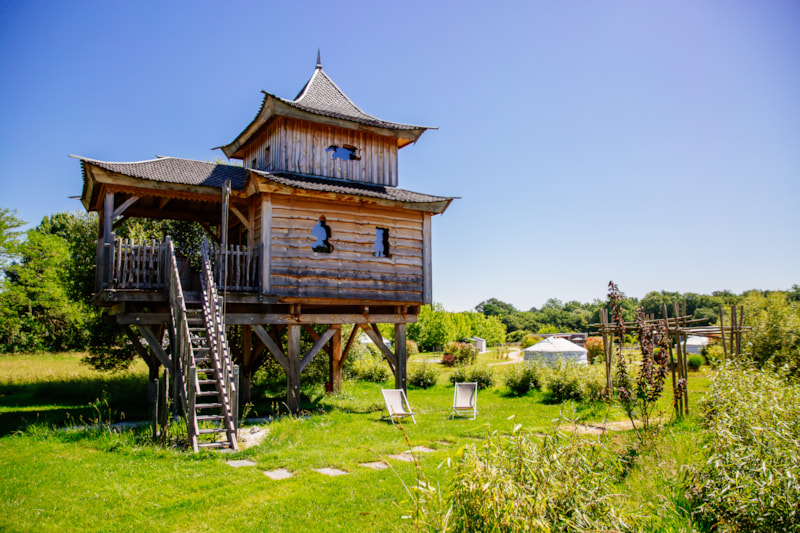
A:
316,48,322,70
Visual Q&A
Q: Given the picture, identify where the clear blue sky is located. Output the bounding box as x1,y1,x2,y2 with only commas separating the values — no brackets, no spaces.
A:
1,1,798,311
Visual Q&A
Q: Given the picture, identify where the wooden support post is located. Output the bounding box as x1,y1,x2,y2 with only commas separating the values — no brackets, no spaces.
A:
287,325,301,414
394,323,407,392
329,325,343,394
261,195,272,295
103,191,114,244
152,377,159,441
730,304,737,358
422,213,432,305
160,368,169,431
718,304,728,360
233,365,240,433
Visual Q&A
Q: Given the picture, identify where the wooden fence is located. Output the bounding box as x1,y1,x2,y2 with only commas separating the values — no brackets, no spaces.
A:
111,238,167,290
212,244,260,292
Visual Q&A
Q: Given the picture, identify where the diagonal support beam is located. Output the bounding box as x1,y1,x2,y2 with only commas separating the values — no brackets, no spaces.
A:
112,196,140,220
121,324,154,368
230,206,249,228
252,324,288,372
302,324,333,356
299,327,337,373
359,323,397,371
138,325,174,372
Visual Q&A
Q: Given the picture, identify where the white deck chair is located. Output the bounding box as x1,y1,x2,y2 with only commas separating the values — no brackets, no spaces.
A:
381,389,416,425
452,382,478,420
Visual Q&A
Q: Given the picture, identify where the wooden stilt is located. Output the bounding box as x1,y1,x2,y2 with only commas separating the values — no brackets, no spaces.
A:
287,325,301,414
394,323,407,392
329,325,343,393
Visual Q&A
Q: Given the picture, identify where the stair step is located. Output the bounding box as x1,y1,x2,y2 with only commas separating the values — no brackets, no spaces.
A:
187,318,204,325
198,427,227,435
196,368,217,374
189,327,206,332
198,379,217,385
197,415,224,422
196,402,222,409
197,441,233,449
192,347,210,353
197,391,218,397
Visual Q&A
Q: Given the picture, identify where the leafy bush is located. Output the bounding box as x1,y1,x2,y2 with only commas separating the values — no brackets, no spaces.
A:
520,333,542,349
506,329,534,343
504,362,542,395
347,355,391,383
441,353,455,367
702,343,725,369
449,365,494,390
544,362,604,403
446,429,633,532
584,336,604,364
406,339,419,355
687,354,704,371
407,363,439,389
685,362,800,532
444,342,478,366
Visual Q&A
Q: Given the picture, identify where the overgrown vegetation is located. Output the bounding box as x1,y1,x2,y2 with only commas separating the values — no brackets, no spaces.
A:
448,365,494,390
407,363,440,389
685,362,800,532
503,362,542,395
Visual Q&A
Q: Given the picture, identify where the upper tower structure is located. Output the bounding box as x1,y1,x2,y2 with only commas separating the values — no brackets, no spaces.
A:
218,53,431,187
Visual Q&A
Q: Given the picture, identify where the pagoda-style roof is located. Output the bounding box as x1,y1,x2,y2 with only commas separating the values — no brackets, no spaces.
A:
219,56,432,160
78,156,453,214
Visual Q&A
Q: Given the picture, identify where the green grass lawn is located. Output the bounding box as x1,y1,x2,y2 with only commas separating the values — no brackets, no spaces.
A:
1,352,713,532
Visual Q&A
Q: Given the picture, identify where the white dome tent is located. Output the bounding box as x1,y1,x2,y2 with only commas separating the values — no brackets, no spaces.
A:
523,336,588,365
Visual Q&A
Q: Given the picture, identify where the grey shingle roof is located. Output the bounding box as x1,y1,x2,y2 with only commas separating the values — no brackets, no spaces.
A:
80,156,454,209
82,157,249,189
282,67,425,131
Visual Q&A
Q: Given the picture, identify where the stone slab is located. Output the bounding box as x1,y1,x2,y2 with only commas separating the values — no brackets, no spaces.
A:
314,467,348,476
409,446,435,453
387,454,413,462
263,468,293,480
226,460,256,468
359,461,389,470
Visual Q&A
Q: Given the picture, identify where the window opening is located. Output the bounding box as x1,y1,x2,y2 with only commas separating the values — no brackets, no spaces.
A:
251,158,257,169
326,144,360,161
312,216,333,253
374,227,390,258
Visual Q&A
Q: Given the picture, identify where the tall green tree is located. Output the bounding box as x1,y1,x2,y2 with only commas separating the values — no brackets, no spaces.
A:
0,207,25,272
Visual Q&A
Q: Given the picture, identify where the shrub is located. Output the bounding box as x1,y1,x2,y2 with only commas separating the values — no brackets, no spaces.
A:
544,362,605,403
687,354,704,371
504,362,542,395
446,429,632,532
702,343,725,369
685,362,800,532
444,341,478,366
584,336,604,364
406,339,419,355
347,355,390,383
407,363,439,389
441,353,456,367
449,365,494,390
506,329,534,343
520,333,542,349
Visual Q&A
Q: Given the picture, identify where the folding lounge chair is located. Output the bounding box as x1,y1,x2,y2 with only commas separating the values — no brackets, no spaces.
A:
381,389,416,425
452,382,478,420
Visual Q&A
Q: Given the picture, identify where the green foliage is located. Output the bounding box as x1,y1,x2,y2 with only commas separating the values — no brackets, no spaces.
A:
584,336,604,364
742,291,800,375
506,329,533,343
405,339,419,355
0,231,89,352
685,363,800,532
446,429,633,532
519,333,541,349
544,361,604,403
702,343,725,368
537,324,560,334
449,365,494,390
687,354,704,371
503,362,542,395
0,207,25,269
407,362,440,389
409,304,507,351
348,354,391,383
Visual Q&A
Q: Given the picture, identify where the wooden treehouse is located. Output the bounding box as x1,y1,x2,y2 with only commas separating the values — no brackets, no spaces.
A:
76,53,454,451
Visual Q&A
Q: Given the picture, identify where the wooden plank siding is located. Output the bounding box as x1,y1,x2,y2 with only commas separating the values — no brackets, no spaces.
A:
242,117,398,186
267,194,424,302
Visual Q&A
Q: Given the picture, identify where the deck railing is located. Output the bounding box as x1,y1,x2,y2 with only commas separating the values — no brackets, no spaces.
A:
96,237,261,294
212,244,260,293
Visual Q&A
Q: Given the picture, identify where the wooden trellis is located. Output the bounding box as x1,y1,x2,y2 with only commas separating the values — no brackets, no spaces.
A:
593,303,749,417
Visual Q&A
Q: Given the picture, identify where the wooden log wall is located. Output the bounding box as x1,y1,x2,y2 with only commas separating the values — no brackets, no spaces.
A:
112,238,166,290
242,117,398,186
269,195,424,302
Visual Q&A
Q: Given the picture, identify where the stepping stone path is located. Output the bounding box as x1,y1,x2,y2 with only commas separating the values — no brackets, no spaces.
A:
264,468,293,480
314,467,348,476
359,461,389,470
387,454,413,462
409,446,435,453
226,460,257,468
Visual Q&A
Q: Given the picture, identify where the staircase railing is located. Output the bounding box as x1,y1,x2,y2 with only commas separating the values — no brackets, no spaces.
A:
165,237,197,450
200,240,238,449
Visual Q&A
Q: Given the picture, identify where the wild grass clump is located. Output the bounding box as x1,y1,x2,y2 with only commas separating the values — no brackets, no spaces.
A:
444,342,478,366
687,354,704,372
347,355,391,383
407,363,440,389
503,362,542,395
543,361,604,403
449,365,494,390
685,362,800,532
445,428,634,532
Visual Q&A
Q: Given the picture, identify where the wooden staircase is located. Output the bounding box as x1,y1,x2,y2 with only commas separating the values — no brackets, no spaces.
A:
166,238,238,453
